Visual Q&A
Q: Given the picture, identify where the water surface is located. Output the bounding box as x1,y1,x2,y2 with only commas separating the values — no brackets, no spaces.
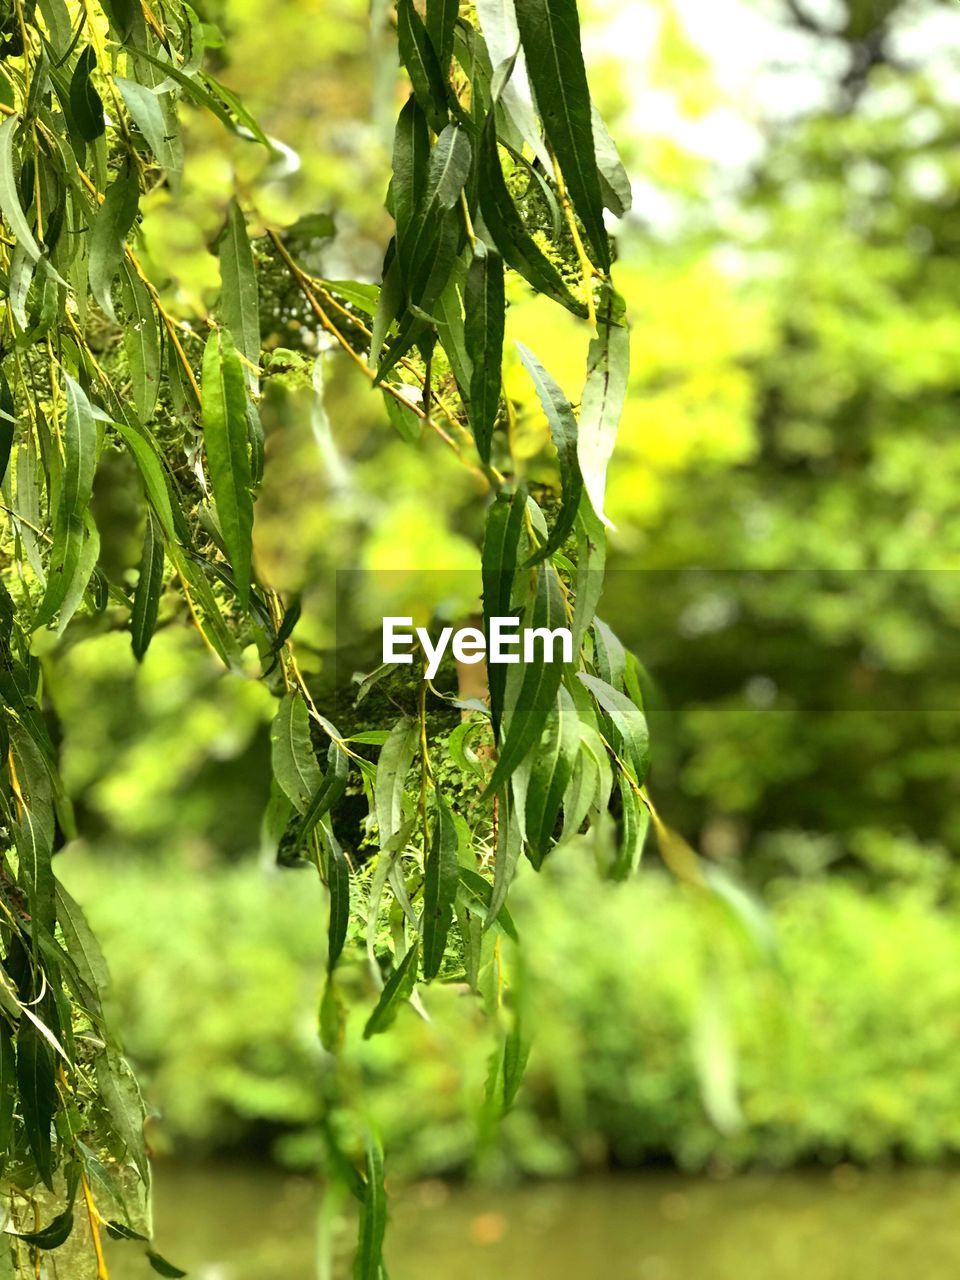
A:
109,1163,960,1279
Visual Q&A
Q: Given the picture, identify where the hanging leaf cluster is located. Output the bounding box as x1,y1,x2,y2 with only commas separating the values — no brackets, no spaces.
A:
0,0,643,1275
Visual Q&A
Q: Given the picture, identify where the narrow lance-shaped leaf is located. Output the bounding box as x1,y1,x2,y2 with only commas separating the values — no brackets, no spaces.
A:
398,123,472,300
524,684,579,867
0,1020,15,1172
577,671,650,784
270,693,322,815
202,328,254,609
464,241,504,464
481,488,526,737
516,342,583,564
375,716,419,843
89,172,139,324
571,494,606,650
485,793,522,928
131,511,164,660
397,0,449,134
0,116,57,274
121,263,161,424
483,564,570,798
392,97,430,265
477,112,587,319
54,880,111,1010
12,1207,74,1250
578,290,629,527
421,794,459,979
363,941,419,1039
592,104,632,217
60,374,98,522
354,1134,387,1280
514,0,610,269
147,1251,189,1278
0,368,14,487
324,825,350,972
298,739,351,849
426,0,458,66
610,773,648,880
474,0,552,170
219,199,260,393
95,1050,150,1186
17,1019,56,1190
69,45,105,141
115,77,183,175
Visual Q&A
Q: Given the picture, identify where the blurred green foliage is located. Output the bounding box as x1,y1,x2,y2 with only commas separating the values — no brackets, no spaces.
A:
58,847,960,1178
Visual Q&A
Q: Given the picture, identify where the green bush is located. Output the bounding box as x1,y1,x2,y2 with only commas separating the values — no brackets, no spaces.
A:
57,846,960,1179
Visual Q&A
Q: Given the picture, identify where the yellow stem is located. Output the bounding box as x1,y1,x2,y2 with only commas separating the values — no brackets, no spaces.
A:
80,1171,110,1280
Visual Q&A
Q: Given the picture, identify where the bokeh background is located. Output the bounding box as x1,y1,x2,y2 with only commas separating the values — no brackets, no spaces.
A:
45,0,960,1275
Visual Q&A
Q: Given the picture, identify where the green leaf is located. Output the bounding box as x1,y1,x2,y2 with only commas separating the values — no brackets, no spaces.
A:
610,773,648,879
592,104,631,217
354,1134,387,1280
60,374,98,521
514,0,610,269
397,125,471,303
121,263,161,423
458,866,519,940
131,511,164,660
485,796,522,927
17,1019,56,1190
474,0,551,169
397,0,449,134
524,684,579,866
503,1018,530,1110
54,880,110,1009
516,342,583,564
483,564,569,797
0,117,49,270
375,716,419,844
146,1252,188,1278
89,170,139,323
393,97,428,260
219,199,260,393
270,693,322,815
593,617,626,689
421,794,459,979
115,77,182,174
32,516,84,628
111,421,176,539
0,1020,15,1170
0,368,14,487
363,941,419,1039
434,252,472,391
464,241,504,463
319,973,346,1053
69,45,105,142
324,826,350,972
13,1207,74,1250
426,0,458,66
104,1222,148,1241
477,113,586,319
95,1050,149,1186
202,328,254,608
571,495,605,650
298,739,351,848
481,488,526,736
579,291,629,527
128,48,272,149
576,671,650,785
